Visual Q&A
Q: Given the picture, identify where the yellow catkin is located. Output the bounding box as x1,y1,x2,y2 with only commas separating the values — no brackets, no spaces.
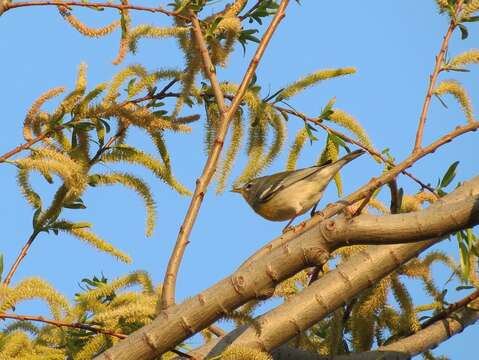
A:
112,2,131,65
90,172,156,237
435,0,449,11
217,111,244,193
258,107,285,171
390,275,421,333
462,0,479,18
327,109,376,154
104,64,148,104
351,276,390,351
128,25,189,54
434,79,474,123
400,195,421,213
0,278,70,320
67,226,132,264
286,127,308,171
58,6,119,37
277,68,356,101
448,49,479,68
221,345,273,360
23,87,65,141
318,135,341,195
367,198,389,214
73,334,108,360
77,271,153,304
415,190,437,205
102,145,191,196
327,309,345,355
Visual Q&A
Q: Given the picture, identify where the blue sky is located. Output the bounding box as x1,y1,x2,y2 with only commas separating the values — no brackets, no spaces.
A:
1,1,478,358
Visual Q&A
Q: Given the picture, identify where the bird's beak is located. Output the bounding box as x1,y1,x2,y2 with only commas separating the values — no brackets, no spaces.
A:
230,186,242,194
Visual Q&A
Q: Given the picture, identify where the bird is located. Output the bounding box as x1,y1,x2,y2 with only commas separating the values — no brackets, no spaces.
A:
231,149,365,230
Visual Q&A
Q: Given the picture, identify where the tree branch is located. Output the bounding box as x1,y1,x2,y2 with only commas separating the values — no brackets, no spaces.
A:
0,312,127,338
413,1,463,153
94,176,479,360
378,298,479,357
3,232,38,287
275,105,438,196
161,0,290,309
1,1,189,20
0,80,179,164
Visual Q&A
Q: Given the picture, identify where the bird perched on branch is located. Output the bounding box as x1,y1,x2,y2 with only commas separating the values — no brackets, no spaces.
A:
232,149,365,230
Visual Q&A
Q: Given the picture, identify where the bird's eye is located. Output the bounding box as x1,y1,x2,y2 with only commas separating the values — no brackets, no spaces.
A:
245,183,252,190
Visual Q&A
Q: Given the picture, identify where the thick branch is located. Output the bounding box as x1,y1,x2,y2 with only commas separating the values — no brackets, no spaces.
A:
241,121,479,268
378,300,479,357
187,179,479,357
413,1,463,152
94,176,479,360
161,0,290,309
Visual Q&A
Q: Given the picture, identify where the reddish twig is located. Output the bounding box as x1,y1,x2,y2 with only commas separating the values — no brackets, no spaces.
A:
421,288,479,329
161,0,290,309
1,1,189,20
0,312,127,338
0,127,62,163
413,1,463,153
275,105,439,197
3,232,38,287
0,80,179,164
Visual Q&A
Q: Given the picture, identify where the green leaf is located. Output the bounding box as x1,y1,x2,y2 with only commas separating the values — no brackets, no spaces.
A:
32,207,42,230
95,121,105,146
458,240,470,281
458,24,469,40
304,123,318,144
466,228,476,250
456,285,475,291
263,88,284,103
462,16,479,23
440,161,459,188
63,198,86,209
126,78,136,96
328,132,350,152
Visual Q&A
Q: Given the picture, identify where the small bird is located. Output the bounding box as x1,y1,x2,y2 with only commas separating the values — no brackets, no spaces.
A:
231,149,365,229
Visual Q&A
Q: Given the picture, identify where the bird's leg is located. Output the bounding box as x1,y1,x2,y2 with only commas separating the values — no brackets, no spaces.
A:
282,216,297,233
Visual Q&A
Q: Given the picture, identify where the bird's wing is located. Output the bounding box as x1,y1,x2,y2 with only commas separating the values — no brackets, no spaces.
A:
257,160,333,203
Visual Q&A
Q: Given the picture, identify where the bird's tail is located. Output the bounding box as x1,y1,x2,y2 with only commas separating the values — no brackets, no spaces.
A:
318,149,365,180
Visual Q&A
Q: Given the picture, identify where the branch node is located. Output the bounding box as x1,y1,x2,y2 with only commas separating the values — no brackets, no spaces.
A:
180,316,195,335
142,332,159,351
265,264,280,282
231,274,246,295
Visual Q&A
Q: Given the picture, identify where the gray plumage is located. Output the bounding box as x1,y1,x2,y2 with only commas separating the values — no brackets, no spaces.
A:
232,149,365,223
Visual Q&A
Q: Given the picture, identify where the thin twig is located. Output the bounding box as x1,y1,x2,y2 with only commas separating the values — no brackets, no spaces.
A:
161,0,290,309
0,80,179,164
3,232,38,287
275,105,438,196
421,288,479,329
2,1,189,20
314,121,479,236
413,1,463,153
0,312,127,338
0,127,62,163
